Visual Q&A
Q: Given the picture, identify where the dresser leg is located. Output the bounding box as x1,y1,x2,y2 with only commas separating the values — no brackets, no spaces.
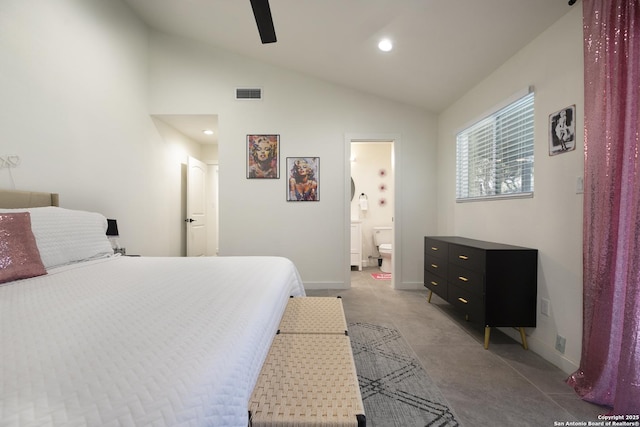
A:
427,290,433,303
484,327,491,349
519,327,528,350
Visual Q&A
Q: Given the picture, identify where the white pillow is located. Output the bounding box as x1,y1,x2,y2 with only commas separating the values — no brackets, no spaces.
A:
0,206,114,269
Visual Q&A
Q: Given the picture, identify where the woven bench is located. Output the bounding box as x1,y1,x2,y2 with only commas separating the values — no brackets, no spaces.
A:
249,297,366,427
277,296,348,335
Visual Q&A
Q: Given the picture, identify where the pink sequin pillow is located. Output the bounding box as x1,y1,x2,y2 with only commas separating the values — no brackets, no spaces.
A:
0,212,47,284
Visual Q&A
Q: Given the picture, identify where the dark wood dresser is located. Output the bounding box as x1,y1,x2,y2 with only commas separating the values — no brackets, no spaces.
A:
424,236,538,349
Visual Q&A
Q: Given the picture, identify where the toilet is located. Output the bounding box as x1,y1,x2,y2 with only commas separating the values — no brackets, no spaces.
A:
373,226,393,273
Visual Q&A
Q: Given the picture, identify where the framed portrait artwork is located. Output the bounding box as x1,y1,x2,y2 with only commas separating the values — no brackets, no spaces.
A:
549,105,576,155
287,157,320,201
247,134,279,178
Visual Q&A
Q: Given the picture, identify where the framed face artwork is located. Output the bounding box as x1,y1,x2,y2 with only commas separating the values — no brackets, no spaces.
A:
247,134,280,178
549,105,576,155
286,157,320,201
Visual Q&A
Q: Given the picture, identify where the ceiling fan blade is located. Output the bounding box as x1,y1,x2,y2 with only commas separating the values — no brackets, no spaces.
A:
250,0,277,44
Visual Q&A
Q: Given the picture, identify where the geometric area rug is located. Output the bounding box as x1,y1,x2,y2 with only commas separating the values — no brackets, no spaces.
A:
348,322,460,426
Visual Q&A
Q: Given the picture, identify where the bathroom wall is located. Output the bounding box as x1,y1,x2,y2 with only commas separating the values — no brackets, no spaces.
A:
350,142,394,267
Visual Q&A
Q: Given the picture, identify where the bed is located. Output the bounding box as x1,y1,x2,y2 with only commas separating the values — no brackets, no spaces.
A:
0,189,306,426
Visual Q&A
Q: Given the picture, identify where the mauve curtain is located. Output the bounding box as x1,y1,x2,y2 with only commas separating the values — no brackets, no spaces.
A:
566,0,640,413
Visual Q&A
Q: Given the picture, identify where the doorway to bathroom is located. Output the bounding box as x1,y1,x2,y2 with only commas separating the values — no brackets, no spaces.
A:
348,138,396,287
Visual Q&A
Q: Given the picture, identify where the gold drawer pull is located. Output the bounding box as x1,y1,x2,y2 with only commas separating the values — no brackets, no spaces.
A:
431,247,439,251
431,264,438,269
458,276,469,282
430,281,438,286
458,255,469,260
458,297,468,304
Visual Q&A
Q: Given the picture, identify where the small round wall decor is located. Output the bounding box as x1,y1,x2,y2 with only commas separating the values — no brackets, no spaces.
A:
379,198,387,206
379,183,387,192
379,169,387,177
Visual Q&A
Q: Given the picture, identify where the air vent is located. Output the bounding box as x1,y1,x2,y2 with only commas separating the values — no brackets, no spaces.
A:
236,88,262,100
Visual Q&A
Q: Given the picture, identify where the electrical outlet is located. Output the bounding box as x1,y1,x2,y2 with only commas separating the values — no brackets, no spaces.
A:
555,335,566,354
541,298,551,317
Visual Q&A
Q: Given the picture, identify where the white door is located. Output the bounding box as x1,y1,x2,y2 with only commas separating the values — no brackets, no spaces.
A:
206,164,219,256
187,156,207,257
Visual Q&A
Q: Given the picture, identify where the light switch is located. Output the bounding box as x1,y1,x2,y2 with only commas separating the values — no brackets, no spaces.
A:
576,176,584,194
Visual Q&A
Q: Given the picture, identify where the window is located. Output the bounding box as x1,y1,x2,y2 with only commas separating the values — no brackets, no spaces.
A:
456,91,535,201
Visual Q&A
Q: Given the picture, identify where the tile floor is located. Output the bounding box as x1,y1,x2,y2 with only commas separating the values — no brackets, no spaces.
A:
306,267,610,427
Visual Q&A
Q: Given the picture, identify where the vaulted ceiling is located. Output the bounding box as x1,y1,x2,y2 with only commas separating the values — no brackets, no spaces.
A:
124,0,577,142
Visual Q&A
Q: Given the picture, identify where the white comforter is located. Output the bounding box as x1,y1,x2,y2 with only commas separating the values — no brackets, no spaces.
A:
0,255,305,426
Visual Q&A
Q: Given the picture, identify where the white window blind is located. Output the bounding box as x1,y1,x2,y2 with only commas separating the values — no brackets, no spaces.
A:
456,92,535,201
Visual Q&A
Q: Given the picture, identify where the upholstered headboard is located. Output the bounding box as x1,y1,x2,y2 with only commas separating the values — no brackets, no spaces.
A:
0,189,59,208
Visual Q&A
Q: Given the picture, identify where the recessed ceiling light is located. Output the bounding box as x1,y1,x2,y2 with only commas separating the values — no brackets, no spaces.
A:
203,130,214,135
378,38,393,52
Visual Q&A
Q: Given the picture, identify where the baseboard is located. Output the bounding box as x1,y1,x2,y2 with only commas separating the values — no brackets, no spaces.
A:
305,281,423,291
304,281,349,290
499,327,580,375
394,281,423,290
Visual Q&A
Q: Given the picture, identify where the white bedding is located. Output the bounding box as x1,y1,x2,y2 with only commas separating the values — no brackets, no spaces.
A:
0,255,305,426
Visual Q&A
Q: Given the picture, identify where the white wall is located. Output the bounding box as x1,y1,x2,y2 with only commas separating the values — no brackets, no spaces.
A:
0,0,201,257
147,31,438,289
437,7,584,373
